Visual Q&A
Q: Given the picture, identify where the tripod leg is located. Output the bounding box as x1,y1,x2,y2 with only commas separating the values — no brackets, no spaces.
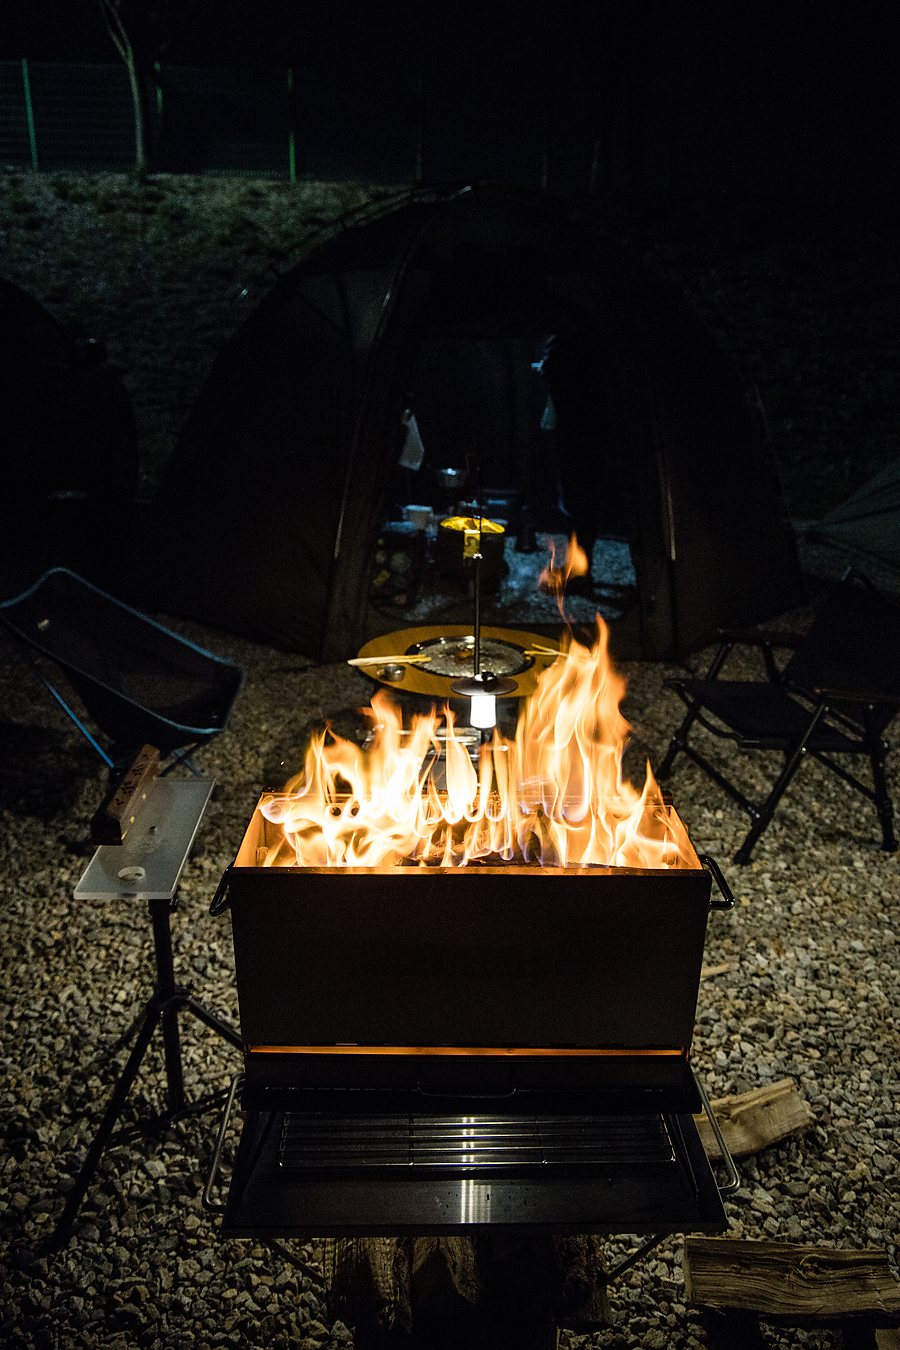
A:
107,1003,147,1058
868,731,897,853
48,1002,160,1251
182,995,243,1050
150,898,188,1114
159,996,187,1115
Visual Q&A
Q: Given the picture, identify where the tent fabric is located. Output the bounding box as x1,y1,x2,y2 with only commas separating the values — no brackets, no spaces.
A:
132,184,803,661
0,277,137,597
802,458,900,571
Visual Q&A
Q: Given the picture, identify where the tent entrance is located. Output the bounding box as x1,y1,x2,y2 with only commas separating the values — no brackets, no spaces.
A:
365,334,639,636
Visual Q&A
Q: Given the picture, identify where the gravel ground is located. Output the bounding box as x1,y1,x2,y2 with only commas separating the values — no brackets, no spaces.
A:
1,540,898,1350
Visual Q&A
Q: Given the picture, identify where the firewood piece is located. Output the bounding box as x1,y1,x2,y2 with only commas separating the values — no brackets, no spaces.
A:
326,1237,413,1342
329,1234,603,1348
693,1077,814,1158
700,961,735,980
684,1238,900,1324
555,1235,611,1330
411,1237,483,1321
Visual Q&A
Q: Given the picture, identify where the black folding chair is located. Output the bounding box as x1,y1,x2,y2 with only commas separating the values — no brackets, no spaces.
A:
656,571,900,863
0,568,243,771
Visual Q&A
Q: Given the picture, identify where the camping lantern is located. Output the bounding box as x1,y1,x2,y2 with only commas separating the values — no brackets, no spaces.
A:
469,684,498,730
451,670,517,729
437,514,506,589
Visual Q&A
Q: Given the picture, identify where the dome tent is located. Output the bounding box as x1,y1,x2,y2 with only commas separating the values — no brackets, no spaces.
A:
138,184,802,661
0,277,136,597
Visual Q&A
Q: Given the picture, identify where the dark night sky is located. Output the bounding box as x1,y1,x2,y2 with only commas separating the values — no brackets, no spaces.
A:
2,1,899,198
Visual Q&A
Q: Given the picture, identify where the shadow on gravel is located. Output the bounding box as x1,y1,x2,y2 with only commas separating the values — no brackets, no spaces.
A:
0,721,100,819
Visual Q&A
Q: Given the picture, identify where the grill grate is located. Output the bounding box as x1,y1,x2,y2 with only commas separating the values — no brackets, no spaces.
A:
278,1113,676,1172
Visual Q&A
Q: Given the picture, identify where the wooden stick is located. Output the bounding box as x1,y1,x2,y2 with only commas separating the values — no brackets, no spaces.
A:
346,654,435,666
347,648,564,668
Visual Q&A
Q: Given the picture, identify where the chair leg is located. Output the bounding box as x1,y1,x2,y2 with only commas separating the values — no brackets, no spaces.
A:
657,696,711,780
733,746,810,865
657,644,734,781
656,732,684,780
733,704,830,865
870,739,897,852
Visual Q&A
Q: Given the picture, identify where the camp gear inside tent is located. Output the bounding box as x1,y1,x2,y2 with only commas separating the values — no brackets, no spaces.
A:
133,184,803,661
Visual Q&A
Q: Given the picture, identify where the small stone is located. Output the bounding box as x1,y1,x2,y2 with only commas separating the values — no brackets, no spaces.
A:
783,1180,808,1197
642,1331,667,1349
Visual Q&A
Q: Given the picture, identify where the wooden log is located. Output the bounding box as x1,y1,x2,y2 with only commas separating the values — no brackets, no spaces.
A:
555,1235,611,1331
693,1077,814,1159
684,1238,900,1326
326,1237,413,1344
328,1235,571,1349
410,1237,483,1323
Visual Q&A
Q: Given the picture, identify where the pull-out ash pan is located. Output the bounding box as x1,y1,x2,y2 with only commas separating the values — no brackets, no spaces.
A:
207,799,736,1237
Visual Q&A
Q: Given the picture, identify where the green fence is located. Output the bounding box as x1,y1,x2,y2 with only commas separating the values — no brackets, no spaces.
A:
0,60,295,177
0,59,424,181
1,60,136,171
0,59,558,185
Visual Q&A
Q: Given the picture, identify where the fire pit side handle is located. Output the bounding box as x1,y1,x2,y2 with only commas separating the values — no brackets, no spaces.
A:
202,1070,244,1212
696,854,735,911
210,865,234,916
694,1073,741,1196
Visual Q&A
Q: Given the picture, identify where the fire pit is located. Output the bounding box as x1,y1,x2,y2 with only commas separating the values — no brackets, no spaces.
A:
208,621,735,1237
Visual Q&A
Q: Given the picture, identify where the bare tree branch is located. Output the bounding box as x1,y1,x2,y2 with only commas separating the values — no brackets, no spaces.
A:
94,0,208,171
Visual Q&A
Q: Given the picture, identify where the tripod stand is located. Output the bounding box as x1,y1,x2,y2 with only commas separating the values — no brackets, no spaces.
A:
48,779,242,1251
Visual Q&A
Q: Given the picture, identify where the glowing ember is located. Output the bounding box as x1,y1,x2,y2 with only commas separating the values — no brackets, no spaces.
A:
258,617,698,871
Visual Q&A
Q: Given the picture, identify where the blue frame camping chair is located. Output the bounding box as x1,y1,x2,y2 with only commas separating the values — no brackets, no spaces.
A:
656,570,900,863
0,568,243,772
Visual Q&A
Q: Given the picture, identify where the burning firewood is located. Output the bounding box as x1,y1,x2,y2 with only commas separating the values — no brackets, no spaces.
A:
264,615,697,871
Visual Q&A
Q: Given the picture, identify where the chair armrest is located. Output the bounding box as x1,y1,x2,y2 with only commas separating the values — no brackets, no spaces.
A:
812,686,900,705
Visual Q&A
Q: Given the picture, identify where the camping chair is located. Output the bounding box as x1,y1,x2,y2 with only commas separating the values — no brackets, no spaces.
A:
0,568,243,772
656,570,900,864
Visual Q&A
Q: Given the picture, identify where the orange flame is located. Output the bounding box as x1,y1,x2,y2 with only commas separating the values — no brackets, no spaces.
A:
538,534,589,605
258,616,698,871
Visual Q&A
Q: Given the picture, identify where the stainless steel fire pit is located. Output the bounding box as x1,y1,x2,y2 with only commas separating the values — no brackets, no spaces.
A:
206,799,735,1238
